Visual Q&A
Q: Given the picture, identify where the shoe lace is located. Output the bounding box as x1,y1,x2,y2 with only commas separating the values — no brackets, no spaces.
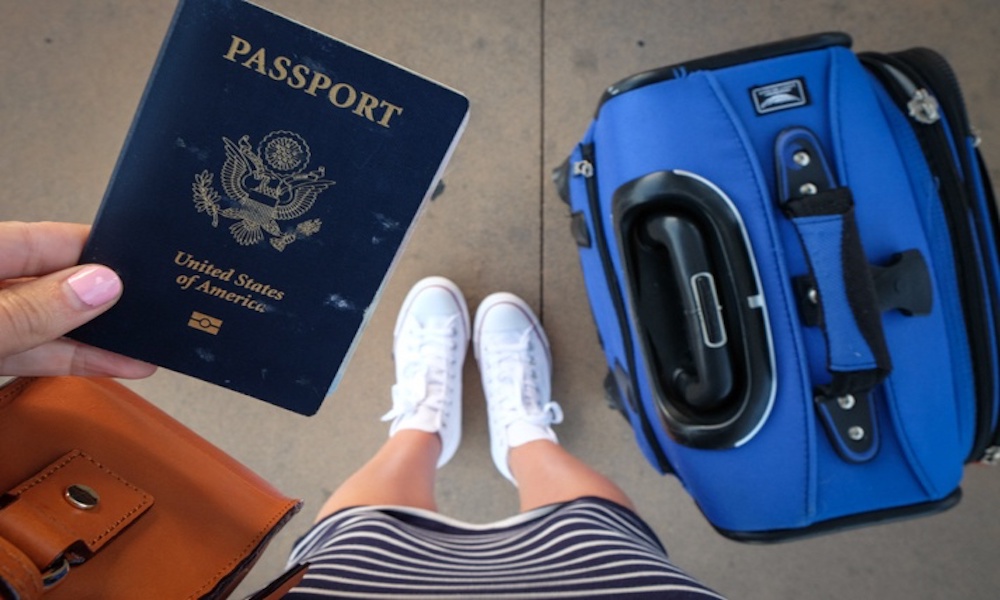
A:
381,316,459,428
484,331,563,428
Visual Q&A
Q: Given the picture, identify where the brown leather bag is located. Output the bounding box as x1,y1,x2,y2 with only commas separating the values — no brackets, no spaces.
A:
0,377,302,599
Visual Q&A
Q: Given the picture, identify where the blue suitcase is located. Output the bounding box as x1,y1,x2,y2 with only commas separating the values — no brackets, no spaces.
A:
555,33,1000,540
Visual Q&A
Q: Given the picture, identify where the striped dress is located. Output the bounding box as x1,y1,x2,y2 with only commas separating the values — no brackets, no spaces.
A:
283,497,725,599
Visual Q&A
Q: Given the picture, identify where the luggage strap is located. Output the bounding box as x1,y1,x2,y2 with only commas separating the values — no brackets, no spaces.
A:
775,127,892,462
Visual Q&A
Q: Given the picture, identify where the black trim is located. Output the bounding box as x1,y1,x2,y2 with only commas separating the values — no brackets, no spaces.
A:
975,152,1000,452
714,487,962,543
598,32,852,110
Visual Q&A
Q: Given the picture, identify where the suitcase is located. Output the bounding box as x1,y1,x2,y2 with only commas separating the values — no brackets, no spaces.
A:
554,32,1000,541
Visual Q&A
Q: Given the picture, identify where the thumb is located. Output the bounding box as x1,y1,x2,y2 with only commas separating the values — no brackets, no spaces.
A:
0,264,123,359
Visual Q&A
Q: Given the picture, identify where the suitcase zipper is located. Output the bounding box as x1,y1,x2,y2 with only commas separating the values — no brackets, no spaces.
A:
571,159,594,179
983,446,1000,466
861,50,1000,463
879,63,942,125
575,145,674,473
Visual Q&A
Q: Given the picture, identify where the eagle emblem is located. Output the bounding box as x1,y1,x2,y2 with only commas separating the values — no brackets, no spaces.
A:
192,131,334,250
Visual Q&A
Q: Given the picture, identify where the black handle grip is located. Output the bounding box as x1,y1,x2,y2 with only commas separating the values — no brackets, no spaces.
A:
644,215,733,411
613,170,776,449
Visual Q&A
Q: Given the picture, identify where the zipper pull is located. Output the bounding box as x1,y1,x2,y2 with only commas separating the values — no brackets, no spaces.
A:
982,445,1000,465
908,88,941,125
572,159,594,178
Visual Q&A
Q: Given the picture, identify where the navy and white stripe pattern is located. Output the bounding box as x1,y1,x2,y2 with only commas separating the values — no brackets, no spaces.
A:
284,497,724,598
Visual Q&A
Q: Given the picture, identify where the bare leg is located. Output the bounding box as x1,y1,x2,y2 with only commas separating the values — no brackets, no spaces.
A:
312,278,470,523
313,430,441,522
509,439,635,513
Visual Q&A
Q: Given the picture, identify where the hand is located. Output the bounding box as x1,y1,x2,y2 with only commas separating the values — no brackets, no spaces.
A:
0,221,156,378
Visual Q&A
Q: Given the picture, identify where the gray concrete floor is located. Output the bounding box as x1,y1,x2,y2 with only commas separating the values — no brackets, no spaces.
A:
4,1,1000,598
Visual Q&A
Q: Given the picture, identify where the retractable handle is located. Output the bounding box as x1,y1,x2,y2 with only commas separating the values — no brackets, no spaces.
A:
613,170,775,450
643,215,733,411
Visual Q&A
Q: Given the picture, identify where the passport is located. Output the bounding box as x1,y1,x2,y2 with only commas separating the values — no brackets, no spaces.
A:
69,0,469,415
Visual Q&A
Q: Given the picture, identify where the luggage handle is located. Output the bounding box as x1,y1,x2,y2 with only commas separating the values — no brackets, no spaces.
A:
643,215,734,410
613,170,776,450
776,127,892,462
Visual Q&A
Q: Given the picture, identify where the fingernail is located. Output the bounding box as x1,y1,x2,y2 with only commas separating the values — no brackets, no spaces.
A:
67,265,123,308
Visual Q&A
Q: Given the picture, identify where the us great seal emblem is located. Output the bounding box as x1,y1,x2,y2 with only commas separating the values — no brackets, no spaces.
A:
192,130,334,251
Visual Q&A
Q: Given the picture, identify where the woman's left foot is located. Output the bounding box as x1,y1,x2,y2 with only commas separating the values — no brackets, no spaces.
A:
474,292,563,485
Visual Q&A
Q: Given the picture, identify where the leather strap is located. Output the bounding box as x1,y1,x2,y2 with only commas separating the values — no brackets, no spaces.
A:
0,451,153,574
0,377,302,598
0,535,42,600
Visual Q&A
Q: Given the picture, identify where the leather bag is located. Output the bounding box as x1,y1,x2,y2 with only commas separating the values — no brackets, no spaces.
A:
0,377,302,599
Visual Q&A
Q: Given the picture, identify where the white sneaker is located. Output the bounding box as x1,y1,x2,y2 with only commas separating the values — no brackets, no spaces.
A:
381,276,469,468
474,293,564,485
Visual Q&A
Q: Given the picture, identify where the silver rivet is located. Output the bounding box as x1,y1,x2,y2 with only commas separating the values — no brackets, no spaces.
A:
793,151,811,166
799,182,818,195
838,394,856,410
807,287,819,305
848,426,865,441
65,484,99,510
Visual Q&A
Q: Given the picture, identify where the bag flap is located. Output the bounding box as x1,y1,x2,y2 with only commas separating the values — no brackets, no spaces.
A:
0,451,153,572
0,377,302,599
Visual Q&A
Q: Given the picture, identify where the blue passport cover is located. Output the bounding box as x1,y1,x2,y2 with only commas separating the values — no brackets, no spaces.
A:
69,0,469,415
